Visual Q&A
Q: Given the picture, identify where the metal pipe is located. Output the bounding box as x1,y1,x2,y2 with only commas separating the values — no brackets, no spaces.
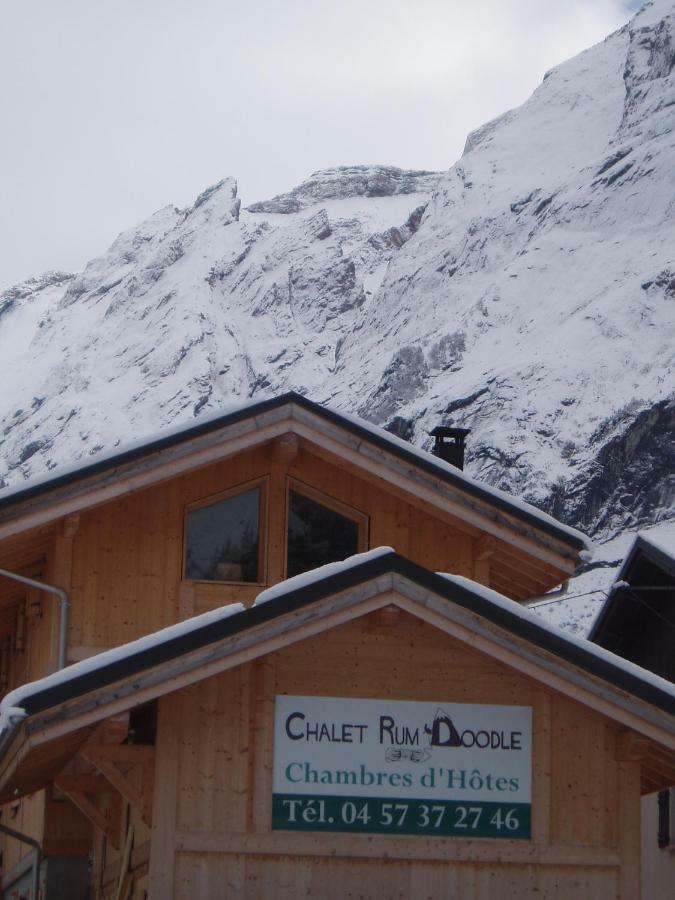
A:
524,579,570,608
0,567,69,670
0,821,41,898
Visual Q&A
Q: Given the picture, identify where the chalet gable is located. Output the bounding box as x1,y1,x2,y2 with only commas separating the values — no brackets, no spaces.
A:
0,393,586,570
2,549,673,806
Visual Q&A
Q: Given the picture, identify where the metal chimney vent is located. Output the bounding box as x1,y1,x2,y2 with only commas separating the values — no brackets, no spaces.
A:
430,426,471,470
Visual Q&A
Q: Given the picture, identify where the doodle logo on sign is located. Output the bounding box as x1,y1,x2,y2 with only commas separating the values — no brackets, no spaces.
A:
424,708,462,747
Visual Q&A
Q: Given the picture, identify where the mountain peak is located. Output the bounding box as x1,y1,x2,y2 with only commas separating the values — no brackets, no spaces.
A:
186,177,240,218
247,165,444,214
0,2,673,556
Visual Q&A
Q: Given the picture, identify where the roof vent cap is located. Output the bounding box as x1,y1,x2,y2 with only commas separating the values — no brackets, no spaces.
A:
430,426,471,470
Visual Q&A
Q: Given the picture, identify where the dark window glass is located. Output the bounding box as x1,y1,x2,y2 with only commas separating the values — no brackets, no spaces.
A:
287,490,360,578
185,487,260,582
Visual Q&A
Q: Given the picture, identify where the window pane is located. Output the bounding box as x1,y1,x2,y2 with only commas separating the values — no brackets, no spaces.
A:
287,490,360,578
185,487,260,582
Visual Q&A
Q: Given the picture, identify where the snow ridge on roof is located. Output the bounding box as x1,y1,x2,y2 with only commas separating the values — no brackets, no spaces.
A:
640,529,675,561
0,599,246,736
438,572,675,701
1,547,672,746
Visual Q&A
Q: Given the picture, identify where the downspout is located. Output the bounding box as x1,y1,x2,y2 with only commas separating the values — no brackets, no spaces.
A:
0,568,69,670
524,579,569,608
0,822,41,899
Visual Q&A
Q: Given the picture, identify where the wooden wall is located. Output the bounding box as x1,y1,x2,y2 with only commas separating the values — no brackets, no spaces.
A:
0,436,573,889
640,792,675,900
63,443,477,656
147,611,639,899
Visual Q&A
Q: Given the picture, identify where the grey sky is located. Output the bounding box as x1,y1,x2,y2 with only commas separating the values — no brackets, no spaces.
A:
0,0,642,289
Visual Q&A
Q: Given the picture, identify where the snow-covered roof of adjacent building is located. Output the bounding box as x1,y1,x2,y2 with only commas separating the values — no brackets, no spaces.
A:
0,392,588,557
588,531,675,684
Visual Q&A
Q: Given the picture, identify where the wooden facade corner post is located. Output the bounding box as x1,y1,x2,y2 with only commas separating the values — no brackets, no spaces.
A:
616,729,647,899
267,433,299,588
250,657,276,833
618,759,642,899
531,689,552,845
147,699,179,898
473,536,496,588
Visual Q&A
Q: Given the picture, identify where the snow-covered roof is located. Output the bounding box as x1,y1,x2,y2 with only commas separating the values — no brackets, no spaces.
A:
638,529,675,569
2,547,672,742
588,528,675,647
0,392,588,553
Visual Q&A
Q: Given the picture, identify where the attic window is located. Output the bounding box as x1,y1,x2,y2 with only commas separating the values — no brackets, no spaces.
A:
185,482,264,583
286,482,367,578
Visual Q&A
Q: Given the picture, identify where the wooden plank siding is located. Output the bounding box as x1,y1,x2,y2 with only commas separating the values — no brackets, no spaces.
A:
0,432,580,893
147,612,636,899
60,439,554,660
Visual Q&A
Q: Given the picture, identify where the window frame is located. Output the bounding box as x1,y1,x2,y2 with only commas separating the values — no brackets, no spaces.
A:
284,477,369,579
658,787,675,851
182,476,268,586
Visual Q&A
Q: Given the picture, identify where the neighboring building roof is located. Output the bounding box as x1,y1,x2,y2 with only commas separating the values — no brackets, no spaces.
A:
589,532,675,683
0,392,588,556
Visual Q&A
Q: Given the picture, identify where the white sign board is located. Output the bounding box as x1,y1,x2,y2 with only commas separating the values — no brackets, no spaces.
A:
273,696,532,838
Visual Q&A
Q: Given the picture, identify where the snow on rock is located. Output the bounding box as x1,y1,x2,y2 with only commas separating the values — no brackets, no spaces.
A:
0,1,673,642
0,167,442,491
246,165,443,213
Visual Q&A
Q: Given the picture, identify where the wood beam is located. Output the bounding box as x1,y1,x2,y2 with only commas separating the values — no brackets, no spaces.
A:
490,557,547,596
498,543,567,583
81,750,148,825
53,773,110,794
616,729,650,761
81,745,154,765
473,536,496,587
55,779,118,848
114,825,134,900
271,433,299,467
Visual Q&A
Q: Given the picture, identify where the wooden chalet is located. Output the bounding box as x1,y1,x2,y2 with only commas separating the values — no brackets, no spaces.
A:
0,392,671,899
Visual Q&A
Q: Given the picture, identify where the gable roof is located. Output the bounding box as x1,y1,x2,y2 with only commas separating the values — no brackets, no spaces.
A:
0,393,587,564
3,547,673,735
1,548,673,802
589,531,675,682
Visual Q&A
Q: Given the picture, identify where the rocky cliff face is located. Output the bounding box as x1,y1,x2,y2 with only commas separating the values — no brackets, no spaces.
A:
247,166,443,213
0,1,673,561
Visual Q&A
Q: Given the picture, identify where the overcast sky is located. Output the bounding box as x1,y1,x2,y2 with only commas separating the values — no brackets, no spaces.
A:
0,0,643,289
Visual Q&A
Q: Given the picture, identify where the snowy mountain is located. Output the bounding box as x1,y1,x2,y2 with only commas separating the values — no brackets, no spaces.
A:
1,0,674,630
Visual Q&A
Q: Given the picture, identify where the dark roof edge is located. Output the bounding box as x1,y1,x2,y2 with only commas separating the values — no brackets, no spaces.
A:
0,392,585,552
0,393,293,514
17,551,675,722
588,532,675,642
636,533,675,578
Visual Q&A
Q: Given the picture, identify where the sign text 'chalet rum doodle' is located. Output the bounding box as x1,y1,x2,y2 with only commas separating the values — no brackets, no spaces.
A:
273,696,532,838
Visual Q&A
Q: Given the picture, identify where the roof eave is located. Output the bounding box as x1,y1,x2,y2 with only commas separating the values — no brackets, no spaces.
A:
11,552,675,730
0,394,587,567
